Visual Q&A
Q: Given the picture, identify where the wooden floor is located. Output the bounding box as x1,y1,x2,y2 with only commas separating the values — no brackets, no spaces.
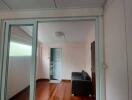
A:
10,80,95,100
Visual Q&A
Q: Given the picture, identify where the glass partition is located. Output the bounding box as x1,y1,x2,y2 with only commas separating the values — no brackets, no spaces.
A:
7,25,33,100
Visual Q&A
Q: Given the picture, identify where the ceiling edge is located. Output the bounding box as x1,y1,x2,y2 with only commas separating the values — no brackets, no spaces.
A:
0,8,103,19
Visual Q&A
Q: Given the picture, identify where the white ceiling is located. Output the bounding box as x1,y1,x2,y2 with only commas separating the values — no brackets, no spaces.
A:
38,21,95,44
0,0,106,10
0,0,9,10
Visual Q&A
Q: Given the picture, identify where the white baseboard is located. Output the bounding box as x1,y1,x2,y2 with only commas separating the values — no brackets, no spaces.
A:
49,80,61,83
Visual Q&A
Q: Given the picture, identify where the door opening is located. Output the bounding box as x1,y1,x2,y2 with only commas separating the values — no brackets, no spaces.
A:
0,17,104,100
36,20,97,100
50,48,62,83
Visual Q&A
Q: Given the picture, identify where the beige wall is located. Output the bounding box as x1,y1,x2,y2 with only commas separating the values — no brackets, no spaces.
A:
104,0,132,100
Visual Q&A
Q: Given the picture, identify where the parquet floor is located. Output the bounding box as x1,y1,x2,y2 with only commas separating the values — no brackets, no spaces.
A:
10,80,95,100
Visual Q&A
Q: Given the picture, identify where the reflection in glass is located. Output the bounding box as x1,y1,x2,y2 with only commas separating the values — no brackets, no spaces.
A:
7,26,33,100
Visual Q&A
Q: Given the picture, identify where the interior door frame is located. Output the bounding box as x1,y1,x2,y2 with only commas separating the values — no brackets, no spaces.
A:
37,16,105,100
0,16,105,100
0,20,38,100
49,48,62,81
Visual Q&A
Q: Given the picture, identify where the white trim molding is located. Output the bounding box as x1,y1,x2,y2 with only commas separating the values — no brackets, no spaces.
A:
0,8,103,19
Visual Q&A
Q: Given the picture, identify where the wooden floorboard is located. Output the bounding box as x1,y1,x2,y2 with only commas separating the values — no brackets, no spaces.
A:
10,80,95,100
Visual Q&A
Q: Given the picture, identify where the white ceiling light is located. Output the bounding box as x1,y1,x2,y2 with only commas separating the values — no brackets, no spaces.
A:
55,31,65,38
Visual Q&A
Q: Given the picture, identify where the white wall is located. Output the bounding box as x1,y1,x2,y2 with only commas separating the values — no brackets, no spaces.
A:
85,23,95,77
125,0,132,99
36,43,50,79
36,43,87,80
104,0,129,100
61,43,86,79
7,57,31,99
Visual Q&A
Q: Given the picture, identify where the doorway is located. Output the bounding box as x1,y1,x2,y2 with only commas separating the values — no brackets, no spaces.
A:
0,17,104,100
35,20,96,100
50,48,62,82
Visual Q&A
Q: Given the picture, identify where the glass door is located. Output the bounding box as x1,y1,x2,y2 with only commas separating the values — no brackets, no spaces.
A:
1,20,38,100
49,48,62,82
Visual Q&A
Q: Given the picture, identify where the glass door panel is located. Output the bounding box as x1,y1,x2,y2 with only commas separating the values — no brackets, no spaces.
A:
1,20,37,100
7,25,33,100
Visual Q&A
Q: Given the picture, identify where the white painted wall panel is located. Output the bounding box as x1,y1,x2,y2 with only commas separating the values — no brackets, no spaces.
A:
104,0,128,100
125,0,132,99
